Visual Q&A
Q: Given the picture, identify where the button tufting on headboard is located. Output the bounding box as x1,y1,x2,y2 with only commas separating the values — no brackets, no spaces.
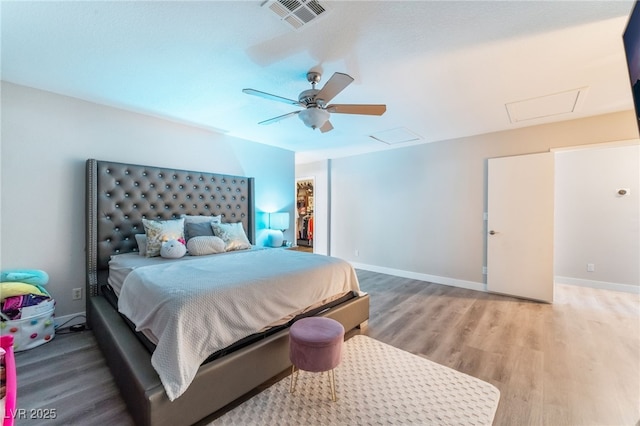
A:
85,159,255,295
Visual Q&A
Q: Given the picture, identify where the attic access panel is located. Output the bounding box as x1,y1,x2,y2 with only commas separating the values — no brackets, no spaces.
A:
369,127,422,145
505,87,589,123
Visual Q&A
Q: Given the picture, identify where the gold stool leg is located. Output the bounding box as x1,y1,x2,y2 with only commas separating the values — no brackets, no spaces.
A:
328,369,337,402
289,365,299,393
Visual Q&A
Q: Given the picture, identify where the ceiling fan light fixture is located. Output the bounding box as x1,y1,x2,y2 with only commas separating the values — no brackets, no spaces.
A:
298,107,329,130
244,70,385,133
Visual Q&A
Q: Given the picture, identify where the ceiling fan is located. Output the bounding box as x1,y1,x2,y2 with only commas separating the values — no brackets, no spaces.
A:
243,71,386,133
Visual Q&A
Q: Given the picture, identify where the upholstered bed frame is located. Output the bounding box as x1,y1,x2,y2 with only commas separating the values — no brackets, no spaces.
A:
85,159,369,426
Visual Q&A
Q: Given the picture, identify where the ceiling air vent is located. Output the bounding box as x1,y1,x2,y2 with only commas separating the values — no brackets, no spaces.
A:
262,0,331,31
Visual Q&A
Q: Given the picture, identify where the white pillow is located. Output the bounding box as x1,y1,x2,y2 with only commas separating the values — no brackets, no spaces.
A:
211,222,251,251
160,239,187,259
186,236,226,256
134,234,147,256
142,218,185,257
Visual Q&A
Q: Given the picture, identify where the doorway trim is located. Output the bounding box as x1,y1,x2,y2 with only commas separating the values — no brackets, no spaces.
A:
296,176,315,253
550,139,638,152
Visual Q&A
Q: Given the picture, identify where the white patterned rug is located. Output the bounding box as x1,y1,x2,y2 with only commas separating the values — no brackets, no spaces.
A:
211,335,500,425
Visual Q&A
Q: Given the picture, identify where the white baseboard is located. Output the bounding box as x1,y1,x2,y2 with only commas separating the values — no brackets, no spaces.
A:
54,311,87,330
349,263,640,295
555,276,640,294
349,262,486,293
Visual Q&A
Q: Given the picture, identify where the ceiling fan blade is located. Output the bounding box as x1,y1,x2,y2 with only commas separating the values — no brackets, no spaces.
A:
319,120,334,133
326,104,387,116
243,88,304,107
315,72,354,103
258,111,300,125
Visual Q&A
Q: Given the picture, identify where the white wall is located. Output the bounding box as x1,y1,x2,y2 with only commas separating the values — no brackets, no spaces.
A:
316,111,639,291
555,144,640,291
1,82,295,320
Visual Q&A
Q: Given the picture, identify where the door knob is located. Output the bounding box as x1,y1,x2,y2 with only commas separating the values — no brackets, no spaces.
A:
489,230,496,235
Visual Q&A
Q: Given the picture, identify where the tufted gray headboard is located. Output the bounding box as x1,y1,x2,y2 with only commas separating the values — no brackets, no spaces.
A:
85,159,255,297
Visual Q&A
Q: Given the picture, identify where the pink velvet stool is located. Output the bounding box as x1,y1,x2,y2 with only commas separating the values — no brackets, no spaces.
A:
289,317,345,401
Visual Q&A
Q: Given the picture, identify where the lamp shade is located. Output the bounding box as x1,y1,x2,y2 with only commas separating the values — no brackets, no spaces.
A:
298,107,329,130
269,212,290,230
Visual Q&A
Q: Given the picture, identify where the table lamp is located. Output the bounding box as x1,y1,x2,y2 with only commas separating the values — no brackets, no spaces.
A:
267,212,289,247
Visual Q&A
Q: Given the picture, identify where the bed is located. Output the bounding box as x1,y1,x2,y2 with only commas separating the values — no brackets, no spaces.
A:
85,159,369,426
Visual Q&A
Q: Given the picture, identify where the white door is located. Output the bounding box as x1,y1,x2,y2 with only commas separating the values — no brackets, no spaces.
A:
487,152,555,302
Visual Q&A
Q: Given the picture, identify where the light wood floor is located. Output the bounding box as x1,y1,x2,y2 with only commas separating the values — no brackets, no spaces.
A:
12,270,640,425
358,271,640,426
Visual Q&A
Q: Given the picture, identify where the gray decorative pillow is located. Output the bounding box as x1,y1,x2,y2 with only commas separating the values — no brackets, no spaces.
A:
186,236,226,256
181,214,222,240
134,234,147,256
185,222,215,241
211,222,251,251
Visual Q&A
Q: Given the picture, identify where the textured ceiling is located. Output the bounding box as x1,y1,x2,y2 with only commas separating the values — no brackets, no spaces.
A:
1,1,636,162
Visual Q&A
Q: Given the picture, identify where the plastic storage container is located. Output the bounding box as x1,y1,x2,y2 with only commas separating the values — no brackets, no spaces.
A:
1,299,55,352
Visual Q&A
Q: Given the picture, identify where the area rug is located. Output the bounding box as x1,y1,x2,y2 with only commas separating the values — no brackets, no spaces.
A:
211,335,500,425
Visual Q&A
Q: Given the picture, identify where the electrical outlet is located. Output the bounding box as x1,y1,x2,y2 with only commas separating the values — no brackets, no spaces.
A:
72,288,82,300
587,263,595,272
354,249,359,257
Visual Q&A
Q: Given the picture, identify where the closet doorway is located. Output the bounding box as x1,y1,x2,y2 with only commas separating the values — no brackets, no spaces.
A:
296,178,315,252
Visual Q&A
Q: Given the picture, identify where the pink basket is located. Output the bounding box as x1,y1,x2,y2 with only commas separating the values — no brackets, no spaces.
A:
1,335,16,426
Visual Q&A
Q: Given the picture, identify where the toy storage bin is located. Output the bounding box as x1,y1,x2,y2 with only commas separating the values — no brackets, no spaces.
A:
1,335,16,426
0,299,55,352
